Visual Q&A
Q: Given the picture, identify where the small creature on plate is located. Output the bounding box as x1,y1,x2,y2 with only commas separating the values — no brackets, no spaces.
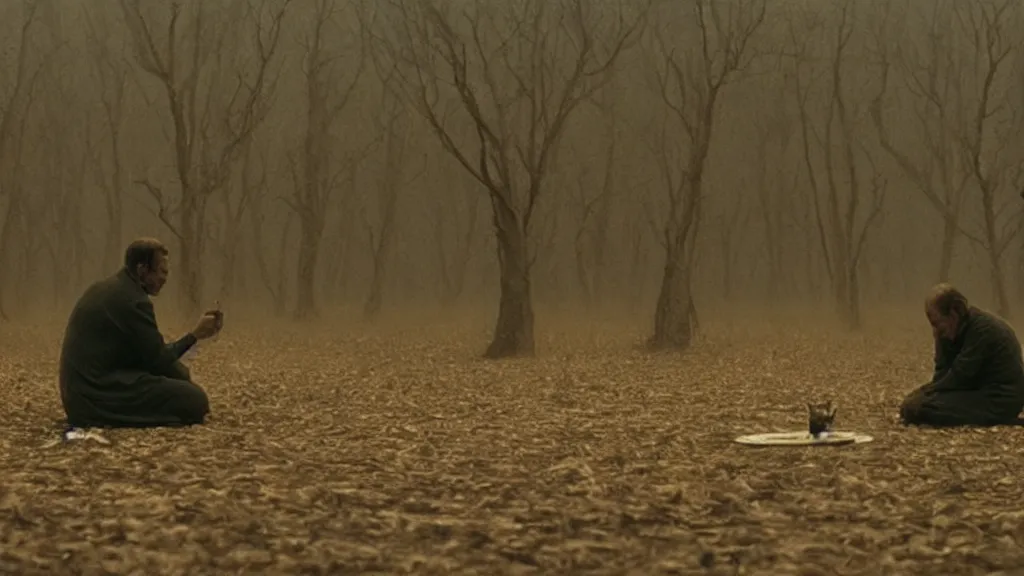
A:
807,400,837,439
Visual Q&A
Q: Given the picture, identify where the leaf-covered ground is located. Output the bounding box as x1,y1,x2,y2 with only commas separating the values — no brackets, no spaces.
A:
2,310,1024,575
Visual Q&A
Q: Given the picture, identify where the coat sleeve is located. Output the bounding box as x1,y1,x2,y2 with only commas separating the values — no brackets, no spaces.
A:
933,322,991,391
166,334,197,360
123,299,197,372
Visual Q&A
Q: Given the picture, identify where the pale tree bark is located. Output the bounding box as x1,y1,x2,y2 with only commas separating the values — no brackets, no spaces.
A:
870,1,972,284
947,0,1024,318
790,0,887,330
288,0,367,320
645,0,765,350
83,5,130,274
377,0,644,358
120,0,290,318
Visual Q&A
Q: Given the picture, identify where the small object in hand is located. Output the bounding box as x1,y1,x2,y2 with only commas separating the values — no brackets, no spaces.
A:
807,400,837,439
211,300,224,331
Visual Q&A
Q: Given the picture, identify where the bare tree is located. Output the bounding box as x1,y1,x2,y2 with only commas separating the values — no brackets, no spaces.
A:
870,1,973,284
751,89,799,299
948,0,1023,317
0,0,46,320
361,77,418,319
287,0,366,320
432,160,483,306
645,0,765,350
572,168,611,307
320,207,357,303
626,213,650,311
376,0,643,357
248,148,291,316
572,80,619,309
791,0,886,329
716,194,749,301
35,65,90,304
83,4,131,273
120,0,290,317
206,136,258,301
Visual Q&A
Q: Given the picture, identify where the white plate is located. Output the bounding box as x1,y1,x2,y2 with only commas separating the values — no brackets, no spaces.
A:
734,431,874,446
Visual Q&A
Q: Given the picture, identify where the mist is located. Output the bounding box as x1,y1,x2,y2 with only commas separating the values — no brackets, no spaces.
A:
1,0,1022,354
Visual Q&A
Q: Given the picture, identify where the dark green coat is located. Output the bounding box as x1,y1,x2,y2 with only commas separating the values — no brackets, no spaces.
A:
932,306,1024,398
59,269,201,427
902,306,1024,426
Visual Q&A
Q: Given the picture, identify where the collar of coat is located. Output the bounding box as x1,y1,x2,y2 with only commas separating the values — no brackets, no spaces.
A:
953,306,977,345
118,268,148,295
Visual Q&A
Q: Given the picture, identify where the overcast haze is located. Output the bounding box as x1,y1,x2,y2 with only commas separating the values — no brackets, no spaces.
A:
0,0,1022,353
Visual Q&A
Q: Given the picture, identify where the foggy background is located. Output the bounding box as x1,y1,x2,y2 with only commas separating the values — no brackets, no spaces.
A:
0,0,1021,341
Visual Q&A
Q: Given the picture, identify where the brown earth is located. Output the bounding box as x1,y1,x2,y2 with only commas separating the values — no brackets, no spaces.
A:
2,312,1023,576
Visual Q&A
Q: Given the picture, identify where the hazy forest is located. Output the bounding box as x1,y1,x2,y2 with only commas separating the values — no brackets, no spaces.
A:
0,0,1022,353
3,0,1024,574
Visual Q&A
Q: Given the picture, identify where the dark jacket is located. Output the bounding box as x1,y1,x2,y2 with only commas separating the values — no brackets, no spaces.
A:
932,306,1024,399
59,269,196,423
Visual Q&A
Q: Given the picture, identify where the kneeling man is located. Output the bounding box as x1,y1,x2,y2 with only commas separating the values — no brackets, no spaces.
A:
59,238,222,428
900,284,1024,427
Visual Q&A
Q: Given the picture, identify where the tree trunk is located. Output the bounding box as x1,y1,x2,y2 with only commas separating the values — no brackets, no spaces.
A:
628,225,646,312
273,218,292,316
591,203,610,307
0,194,18,320
177,194,204,319
938,213,957,282
103,126,125,273
721,236,733,301
485,210,534,358
294,214,322,320
983,195,1011,318
991,254,1010,319
650,251,693,350
763,213,782,299
840,265,862,330
220,249,238,301
363,258,386,319
573,230,593,307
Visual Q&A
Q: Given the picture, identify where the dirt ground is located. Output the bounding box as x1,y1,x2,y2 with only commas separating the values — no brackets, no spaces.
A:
2,310,1024,576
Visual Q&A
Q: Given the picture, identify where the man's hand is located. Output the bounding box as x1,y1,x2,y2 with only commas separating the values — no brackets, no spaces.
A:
208,300,224,331
204,308,224,332
190,312,221,340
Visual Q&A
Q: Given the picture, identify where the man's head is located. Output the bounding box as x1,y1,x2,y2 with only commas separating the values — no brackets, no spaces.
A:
925,283,969,341
124,237,169,296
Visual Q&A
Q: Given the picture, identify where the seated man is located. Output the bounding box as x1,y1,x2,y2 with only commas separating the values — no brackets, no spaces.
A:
59,238,222,428
900,284,1024,427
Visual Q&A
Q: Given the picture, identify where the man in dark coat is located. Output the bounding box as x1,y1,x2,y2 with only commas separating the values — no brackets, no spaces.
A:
900,284,1024,427
59,238,222,428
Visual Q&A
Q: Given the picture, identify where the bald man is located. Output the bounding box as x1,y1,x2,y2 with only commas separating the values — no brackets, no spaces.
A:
900,284,1024,427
